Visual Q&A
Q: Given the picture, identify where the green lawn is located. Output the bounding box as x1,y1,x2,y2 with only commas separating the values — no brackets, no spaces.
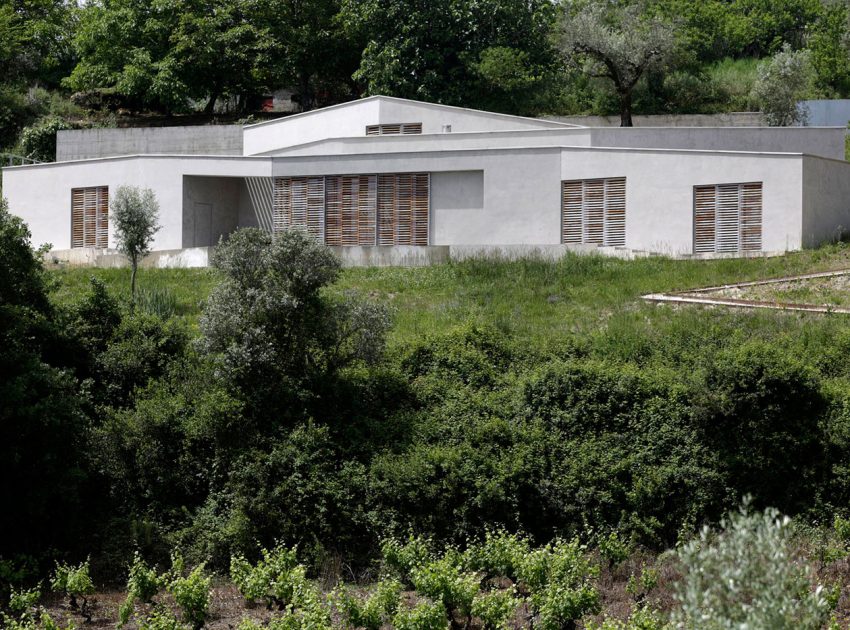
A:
48,243,850,349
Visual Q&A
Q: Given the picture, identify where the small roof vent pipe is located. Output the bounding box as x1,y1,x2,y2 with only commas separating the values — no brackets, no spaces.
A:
442,124,452,133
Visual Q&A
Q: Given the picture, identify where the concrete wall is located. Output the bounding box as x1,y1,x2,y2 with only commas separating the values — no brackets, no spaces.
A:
589,127,846,161
547,112,764,127
1,155,271,250
56,126,243,161
802,156,850,247
430,171,485,245
800,100,850,127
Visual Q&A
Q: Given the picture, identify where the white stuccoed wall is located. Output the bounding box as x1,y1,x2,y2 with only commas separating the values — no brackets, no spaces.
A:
2,156,271,250
802,156,850,247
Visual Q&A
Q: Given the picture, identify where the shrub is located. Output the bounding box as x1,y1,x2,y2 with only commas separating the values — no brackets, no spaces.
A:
585,605,669,630
596,531,631,570
9,586,40,615
410,551,480,624
673,500,832,629
19,116,72,163
392,600,450,630
119,552,164,627
471,588,520,630
50,560,95,621
230,544,305,610
381,536,433,587
463,529,530,581
834,514,850,544
336,579,402,630
166,554,210,630
517,539,601,630
138,607,187,630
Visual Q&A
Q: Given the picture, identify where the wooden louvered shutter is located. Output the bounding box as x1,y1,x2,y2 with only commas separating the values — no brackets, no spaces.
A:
366,123,423,136
357,175,377,245
273,177,292,232
96,186,109,248
604,178,625,247
325,176,342,246
693,185,717,254
272,177,324,241
71,188,85,248
377,175,396,246
396,174,413,245
411,173,429,246
561,181,583,244
366,125,380,136
561,177,626,247
740,183,762,251
716,184,741,252
692,182,763,254
401,123,422,135
71,186,108,248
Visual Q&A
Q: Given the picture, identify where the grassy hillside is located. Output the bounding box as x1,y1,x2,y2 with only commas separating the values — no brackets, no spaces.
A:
50,242,850,347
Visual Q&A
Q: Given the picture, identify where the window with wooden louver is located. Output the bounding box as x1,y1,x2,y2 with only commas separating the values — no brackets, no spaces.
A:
365,123,423,136
561,177,626,247
71,186,109,248
693,182,762,254
273,173,429,246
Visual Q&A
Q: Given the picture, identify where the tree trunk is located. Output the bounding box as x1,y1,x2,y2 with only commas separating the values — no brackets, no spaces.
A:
619,90,633,127
299,71,313,112
204,90,220,115
130,261,138,307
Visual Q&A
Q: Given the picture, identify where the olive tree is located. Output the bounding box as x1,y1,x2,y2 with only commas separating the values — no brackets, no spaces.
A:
752,44,814,126
673,499,833,629
558,1,677,127
198,228,390,423
112,185,160,302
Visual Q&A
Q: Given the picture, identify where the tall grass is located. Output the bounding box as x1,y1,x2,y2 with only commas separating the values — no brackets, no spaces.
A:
705,57,761,112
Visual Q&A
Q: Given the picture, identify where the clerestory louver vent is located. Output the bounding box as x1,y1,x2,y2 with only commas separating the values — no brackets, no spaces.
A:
693,182,762,254
71,186,109,248
365,123,423,136
561,177,626,247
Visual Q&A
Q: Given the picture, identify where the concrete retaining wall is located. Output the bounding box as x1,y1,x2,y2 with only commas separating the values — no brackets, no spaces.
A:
56,126,243,161
546,112,764,127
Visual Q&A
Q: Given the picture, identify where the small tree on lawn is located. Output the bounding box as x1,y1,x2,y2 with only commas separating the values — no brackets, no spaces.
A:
752,44,814,127
112,185,160,303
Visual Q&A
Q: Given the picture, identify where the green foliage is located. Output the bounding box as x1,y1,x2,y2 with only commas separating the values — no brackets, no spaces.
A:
752,44,814,126
625,566,659,604
392,600,450,630
834,514,850,543
111,185,161,301
470,588,520,630
138,607,187,630
596,531,631,569
19,116,71,162
335,579,402,630
230,544,303,609
586,605,669,630
410,551,480,621
50,560,94,620
381,536,433,587
673,500,832,629
119,552,164,627
165,554,211,630
9,585,41,615
463,530,530,582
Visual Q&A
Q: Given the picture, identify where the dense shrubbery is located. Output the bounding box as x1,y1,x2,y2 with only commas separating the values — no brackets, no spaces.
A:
6,217,850,627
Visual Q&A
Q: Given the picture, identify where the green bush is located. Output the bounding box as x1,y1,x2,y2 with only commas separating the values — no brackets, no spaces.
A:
230,544,303,609
470,588,520,630
19,116,72,163
410,551,480,623
138,607,187,630
335,579,402,630
119,552,164,627
673,501,832,629
381,536,432,587
392,600,450,630
585,605,669,630
463,529,530,581
8,586,40,615
166,554,210,630
50,560,95,620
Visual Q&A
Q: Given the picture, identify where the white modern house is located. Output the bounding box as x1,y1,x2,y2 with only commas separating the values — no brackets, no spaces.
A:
3,95,850,266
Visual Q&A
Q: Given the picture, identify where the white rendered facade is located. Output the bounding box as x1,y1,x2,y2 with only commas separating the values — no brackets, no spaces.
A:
3,95,850,263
